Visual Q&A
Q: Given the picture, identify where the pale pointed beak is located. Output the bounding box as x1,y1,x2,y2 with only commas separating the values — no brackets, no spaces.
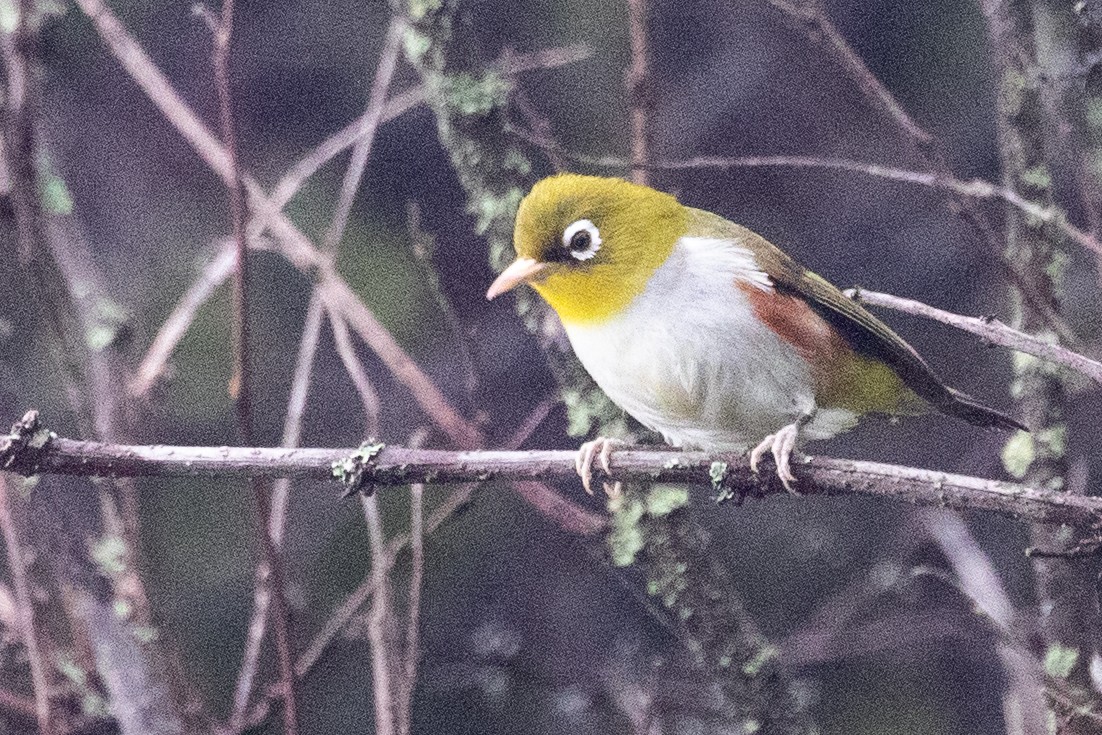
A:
485,257,550,300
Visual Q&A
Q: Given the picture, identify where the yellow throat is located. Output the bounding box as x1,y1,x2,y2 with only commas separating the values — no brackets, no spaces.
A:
512,174,689,325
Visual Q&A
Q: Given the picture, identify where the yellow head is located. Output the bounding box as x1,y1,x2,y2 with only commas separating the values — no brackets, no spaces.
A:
486,174,688,325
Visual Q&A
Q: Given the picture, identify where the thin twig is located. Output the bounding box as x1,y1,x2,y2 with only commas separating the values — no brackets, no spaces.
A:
227,22,401,726
76,0,481,448
213,0,251,431
501,396,556,450
921,510,1047,734
512,130,1102,258
272,295,327,541
227,294,322,733
126,43,584,399
845,288,1102,385
130,243,236,396
7,433,1102,526
0,687,38,720
322,17,404,255
0,475,55,735
779,607,981,667
289,397,562,682
267,85,424,210
756,0,1082,348
398,477,424,735
779,519,925,666
208,2,298,730
626,0,650,185
360,494,398,735
406,203,478,396
763,0,932,144
329,310,383,437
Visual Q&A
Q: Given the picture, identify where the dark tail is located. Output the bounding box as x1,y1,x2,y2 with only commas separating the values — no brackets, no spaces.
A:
939,388,1029,433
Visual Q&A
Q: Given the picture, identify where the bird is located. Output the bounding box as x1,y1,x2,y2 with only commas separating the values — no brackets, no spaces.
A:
485,173,1026,494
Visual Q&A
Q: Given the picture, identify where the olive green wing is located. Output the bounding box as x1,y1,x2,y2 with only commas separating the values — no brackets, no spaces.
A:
686,208,1026,431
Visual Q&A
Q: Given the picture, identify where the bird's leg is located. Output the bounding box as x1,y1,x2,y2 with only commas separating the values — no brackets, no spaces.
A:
749,411,815,494
575,437,625,496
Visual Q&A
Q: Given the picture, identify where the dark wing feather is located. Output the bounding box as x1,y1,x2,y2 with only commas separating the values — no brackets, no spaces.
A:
687,208,1026,431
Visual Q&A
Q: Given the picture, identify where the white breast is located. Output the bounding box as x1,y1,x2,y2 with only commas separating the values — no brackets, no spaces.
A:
563,236,856,450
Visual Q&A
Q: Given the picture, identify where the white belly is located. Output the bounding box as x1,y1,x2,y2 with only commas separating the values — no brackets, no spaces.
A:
562,237,856,450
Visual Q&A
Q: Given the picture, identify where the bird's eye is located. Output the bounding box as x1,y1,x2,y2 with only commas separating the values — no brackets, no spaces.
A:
562,219,602,261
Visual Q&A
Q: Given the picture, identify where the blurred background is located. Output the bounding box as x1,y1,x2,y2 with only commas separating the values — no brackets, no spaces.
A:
2,0,1101,733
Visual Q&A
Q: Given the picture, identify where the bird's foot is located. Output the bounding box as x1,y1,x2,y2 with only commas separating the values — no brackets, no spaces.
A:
575,436,624,496
749,423,803,495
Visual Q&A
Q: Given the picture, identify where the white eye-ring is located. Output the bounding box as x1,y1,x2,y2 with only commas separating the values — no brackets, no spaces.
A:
562,219,602,261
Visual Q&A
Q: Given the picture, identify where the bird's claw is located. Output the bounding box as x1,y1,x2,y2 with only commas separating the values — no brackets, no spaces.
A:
750,423,802,494
575,437,623,496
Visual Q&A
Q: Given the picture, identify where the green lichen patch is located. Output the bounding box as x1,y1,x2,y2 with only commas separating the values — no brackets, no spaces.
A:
437,71,511,117
332,440,387,496
607,491,646,567
90,534,128,577
645,485,688,517
1001,430,1034,479
741,643,779,677
41,171,74,215
1043,643,1079,679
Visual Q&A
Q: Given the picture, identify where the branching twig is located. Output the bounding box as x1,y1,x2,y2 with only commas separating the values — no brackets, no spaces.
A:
75,0,480,444
227,21,401,727
845,288,1102,385
128,44,586,399
4,428,1102,527
227,291,320,733
757,0,1082,347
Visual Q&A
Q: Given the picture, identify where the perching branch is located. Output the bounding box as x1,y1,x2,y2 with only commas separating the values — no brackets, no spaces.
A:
845,288,1102,386
3,417,1101,528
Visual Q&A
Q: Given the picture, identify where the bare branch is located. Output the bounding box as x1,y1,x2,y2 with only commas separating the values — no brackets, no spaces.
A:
128,43,588,399
203,1,299,729
845,289,1102,386
922,510,1047,734
397,478,424,735
626,0,650,185
754,0,1084,347
329,310,383,437
4,428,1102,526
360,495,398,735
130,242,237,396
512,131,1102,258
228,21,401,726
0,476,55,735
75,0,481,448
322,17,404,256
762,0,932,144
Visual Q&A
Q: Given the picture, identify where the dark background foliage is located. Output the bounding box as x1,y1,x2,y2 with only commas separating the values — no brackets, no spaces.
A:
2,1,1100,733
